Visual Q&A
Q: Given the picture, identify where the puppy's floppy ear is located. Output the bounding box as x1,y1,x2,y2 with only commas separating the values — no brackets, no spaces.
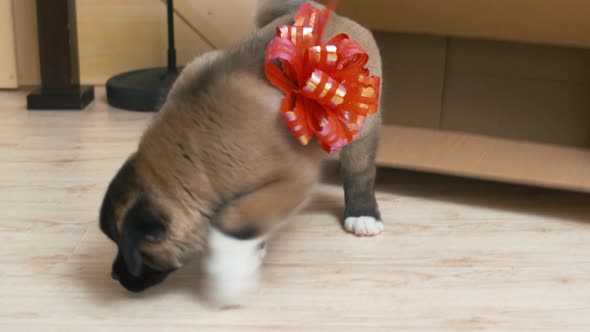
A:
255,0,304,29
100,160,136,241
120,197,167,277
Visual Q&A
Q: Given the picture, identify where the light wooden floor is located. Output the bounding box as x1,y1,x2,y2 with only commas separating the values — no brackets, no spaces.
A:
1,88,590,331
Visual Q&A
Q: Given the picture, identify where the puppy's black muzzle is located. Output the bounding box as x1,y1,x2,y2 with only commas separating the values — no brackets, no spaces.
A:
111,252,173,293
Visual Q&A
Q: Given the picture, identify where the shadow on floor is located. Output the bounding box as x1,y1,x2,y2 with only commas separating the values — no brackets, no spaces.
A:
77,254,210,306
79,161,589,304
319,161,590,225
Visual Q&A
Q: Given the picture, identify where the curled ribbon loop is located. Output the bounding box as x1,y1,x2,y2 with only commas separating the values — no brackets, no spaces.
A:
265,3,381,153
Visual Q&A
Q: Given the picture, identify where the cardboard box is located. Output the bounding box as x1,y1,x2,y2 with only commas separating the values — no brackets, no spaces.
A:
330,1,590,192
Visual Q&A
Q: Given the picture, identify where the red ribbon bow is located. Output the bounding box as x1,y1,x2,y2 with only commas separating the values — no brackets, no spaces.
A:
265,3,381,153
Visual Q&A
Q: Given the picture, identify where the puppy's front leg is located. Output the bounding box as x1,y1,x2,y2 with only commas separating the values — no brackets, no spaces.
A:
203,226,266,306
203,176,315,305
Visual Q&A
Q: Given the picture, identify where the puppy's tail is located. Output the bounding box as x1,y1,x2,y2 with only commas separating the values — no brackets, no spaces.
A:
255,0,306,29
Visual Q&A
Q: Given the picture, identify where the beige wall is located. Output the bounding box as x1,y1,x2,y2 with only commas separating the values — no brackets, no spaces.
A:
76,0,257,84
0,0,18,88
12,0,590,86
11,0,257,86
12,0,39,86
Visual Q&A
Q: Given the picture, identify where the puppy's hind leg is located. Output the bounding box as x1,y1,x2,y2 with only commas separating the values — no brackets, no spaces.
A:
340,130,384,237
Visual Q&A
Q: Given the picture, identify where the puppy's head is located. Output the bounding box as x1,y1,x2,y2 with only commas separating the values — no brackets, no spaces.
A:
99,156,205,292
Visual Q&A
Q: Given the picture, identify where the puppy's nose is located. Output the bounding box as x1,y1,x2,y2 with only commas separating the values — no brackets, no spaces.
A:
111,270,119,281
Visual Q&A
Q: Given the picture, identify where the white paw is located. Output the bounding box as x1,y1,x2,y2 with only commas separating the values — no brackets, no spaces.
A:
258,242,267,260
203,228,265,306
344,216,384,237
203,271,260,307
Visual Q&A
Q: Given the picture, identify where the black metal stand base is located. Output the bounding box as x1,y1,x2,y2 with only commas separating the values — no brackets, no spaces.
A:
27,85,95,110
106,67,179,112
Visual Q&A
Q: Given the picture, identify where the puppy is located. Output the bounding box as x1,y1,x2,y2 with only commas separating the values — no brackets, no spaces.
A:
99,0,383,305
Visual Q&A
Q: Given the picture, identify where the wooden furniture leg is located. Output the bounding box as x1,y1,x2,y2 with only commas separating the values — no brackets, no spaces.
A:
27,0,94,110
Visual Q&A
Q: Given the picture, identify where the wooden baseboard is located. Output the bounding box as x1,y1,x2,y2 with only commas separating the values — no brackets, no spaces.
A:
377,125,590,192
